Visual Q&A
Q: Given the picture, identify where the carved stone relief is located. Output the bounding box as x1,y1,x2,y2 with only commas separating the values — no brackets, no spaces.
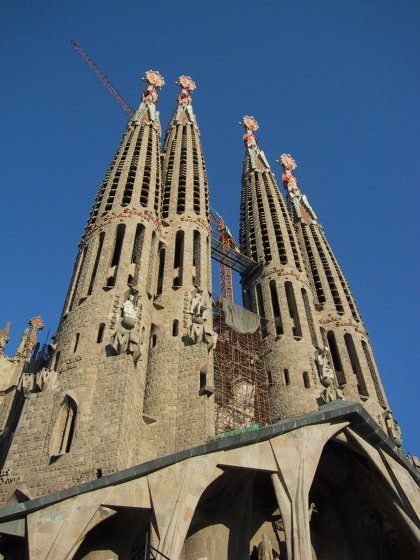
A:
110,288,143,362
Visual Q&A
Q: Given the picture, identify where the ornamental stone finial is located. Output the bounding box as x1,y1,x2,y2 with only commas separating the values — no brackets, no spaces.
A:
176,75,196,106
240,116,259,148
140,70,165,104
278,153,297,172
14,316,44,364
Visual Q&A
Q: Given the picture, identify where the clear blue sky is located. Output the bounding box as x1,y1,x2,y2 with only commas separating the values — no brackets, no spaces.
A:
1,1,418,453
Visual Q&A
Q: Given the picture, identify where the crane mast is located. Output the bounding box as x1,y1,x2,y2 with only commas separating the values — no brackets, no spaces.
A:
70,39,134,118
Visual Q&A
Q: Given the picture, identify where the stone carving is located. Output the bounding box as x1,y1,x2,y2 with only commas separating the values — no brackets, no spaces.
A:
110,288,143,362
320,380,344,404
21,372,34,396
35,368,58,392
384,411,402,448
188,287,217,351
315,346,335,386
175,75,197,125
14,317,44,364
0,321,10,356
240,116,271,171
309,502,318,522
278,154,318,225
257,533,274,560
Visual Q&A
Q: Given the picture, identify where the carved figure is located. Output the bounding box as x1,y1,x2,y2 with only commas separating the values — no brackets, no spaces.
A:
0,322,10,356
110,289,142,362
278,154,317,224
320,378,344,404
175,75,197,125
385,411,402,447
188,288,217,350
316,346,335,386
309,502,318,522
257,533,273,560
141,70,165,105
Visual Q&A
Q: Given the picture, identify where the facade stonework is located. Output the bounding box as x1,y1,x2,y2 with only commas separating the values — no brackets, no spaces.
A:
0,77,418,559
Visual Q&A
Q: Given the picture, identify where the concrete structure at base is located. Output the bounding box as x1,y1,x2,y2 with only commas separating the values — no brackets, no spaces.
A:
0,405,419,559
0,72,418,559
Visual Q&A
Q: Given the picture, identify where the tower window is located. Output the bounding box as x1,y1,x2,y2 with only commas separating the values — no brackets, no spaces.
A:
285,281,302,338
326,331,346,385
53,351,61,372
344,333,368,397
193,230,201,286
284,369,290,386
50,395,77,459
107,224,125,287
255,283,268,338
68,246,87,312
361,340,386,407
173,231,184,287
303,372,310,388
129,224,145,286
156,245,166,296
147,231,158,295
172,320,179,337
97,323,105,343
269,280,283,335
301,288,318,346
88,232,105,295
267,370,273,385
73,333,80,353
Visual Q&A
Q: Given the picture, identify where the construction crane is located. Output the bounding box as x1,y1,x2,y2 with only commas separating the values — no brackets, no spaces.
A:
70,39,134,118
210,210,240,303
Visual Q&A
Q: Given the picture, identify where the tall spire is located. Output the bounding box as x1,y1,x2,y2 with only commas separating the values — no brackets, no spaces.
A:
276,154,390,421
144,76,215,454
239,117,324,420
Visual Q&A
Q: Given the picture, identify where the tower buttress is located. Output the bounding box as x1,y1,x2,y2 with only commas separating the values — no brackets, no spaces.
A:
143,77,216,455
278,154,391,426
239,117,324,419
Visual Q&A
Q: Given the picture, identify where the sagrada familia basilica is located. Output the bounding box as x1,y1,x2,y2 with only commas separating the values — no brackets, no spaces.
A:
0,71,418,559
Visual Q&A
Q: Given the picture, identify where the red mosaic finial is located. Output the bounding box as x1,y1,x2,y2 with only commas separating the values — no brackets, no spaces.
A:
240,115,259,147
176,75,196,106
278,153,298,188
141,70,165,104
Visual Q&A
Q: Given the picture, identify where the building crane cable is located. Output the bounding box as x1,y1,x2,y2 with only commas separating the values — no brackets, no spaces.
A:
70,39,134,118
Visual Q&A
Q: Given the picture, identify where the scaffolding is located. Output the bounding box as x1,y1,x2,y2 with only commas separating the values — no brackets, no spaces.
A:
213,302,272,434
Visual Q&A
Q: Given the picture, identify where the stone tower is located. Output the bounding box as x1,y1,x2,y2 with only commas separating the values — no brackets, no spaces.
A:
239,116,325,420
144,76,216,456
0,70,168,495
278,154,391,429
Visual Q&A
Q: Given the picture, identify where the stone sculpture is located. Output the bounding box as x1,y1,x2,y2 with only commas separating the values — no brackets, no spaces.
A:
278,153,318,224
0,322,10,356
110,288,142,362
257,533,274,560
315,346,335,386
14,317,44,364
385,411,402,448
175,75,197,125
188,287,217,351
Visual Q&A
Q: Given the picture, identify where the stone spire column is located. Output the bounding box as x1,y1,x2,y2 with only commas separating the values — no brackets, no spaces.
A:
239,117,324,420
144,76,216,456
0,71,167,497
278,155,391,429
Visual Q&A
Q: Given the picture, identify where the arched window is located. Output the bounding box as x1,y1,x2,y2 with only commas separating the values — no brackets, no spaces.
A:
255,283,267,338
50,395,77,459
107,224,126,287
172,320,179,337
156,245,165,296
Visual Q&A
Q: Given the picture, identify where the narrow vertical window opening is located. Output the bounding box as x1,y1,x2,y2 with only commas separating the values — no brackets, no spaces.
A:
97,323,105,343
255,283,267,338
284,369,290,386
285,281,302,338
269,280,283,335
107,224,125,287
303,372,310,388
88,232,105,295
156,246,166,296
326,331,346,385
172,320,179,337
193,230,201,286
73,333,80,353
173,231,184,287
345,333,368,397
